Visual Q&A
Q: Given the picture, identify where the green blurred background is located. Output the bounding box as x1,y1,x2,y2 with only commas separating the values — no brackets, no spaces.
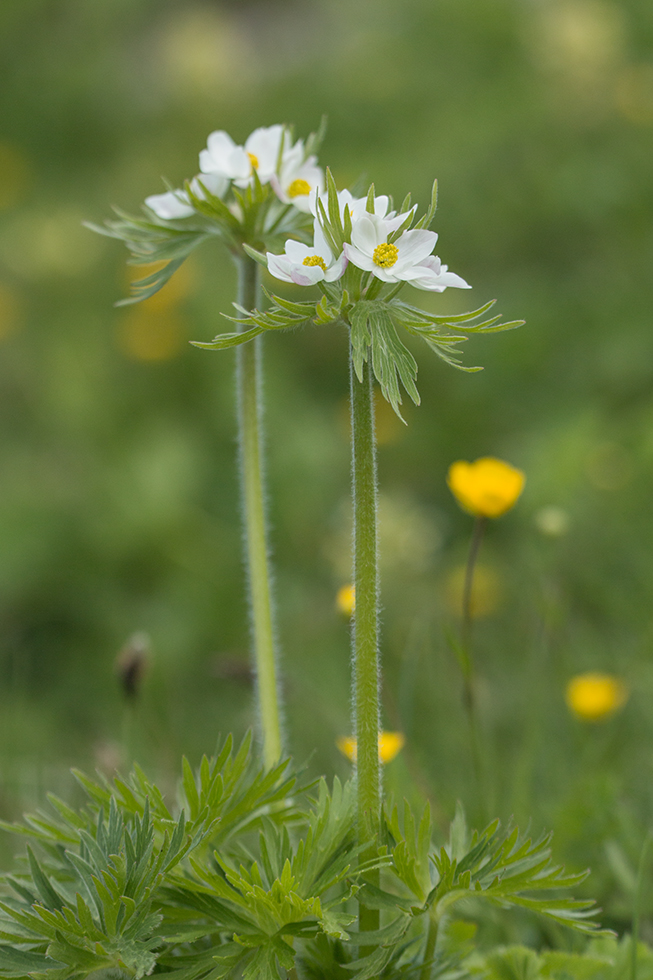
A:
1,0,653,933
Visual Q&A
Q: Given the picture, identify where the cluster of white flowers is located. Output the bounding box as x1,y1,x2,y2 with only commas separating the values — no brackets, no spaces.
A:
266,188,471,294
145,124,324,220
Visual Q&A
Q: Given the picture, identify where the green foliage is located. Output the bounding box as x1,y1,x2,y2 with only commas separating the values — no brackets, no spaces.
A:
472,937,653,980
0,752,603,980
382,802,602,935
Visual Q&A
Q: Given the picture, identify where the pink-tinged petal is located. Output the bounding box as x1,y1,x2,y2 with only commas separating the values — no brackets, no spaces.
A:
290,263,325,286
394,229,437,268
343,242,375,273
285,240,312,263
145,191,194,219
325,251,348,281
266,253,294,283
351,213,385,255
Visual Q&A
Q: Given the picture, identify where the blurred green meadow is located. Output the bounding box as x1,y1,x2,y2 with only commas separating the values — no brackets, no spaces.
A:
1,0,653,937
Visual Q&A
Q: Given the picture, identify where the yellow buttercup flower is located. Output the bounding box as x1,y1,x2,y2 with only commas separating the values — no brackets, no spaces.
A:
337,731,405,764
336,584,356,617
566,673,628,722
447,457,525,518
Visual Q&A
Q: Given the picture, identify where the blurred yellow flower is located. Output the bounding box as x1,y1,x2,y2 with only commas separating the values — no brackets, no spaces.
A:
337,731,405,764
117,308,186,362
447,457,525,518
444,563,502,619
566,672,628,722
336,584,355,617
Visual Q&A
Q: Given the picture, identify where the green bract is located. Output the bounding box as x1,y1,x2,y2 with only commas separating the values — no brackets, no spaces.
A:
197,171,524,419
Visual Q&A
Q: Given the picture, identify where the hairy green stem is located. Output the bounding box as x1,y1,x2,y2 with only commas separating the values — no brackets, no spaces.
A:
461,516,486,814
350,351,381,939
236,255,282,769
419,915,439,980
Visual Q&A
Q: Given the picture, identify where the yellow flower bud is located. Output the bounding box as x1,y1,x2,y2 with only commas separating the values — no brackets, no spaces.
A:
565,673,628,722
336,584,355,617
336,731,405,764
447,457,525,518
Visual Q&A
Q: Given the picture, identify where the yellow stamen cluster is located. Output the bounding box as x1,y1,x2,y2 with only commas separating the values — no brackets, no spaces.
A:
247,152,259,170
302,255,327,273
447,457,525,518
287,178,311,198
337,731,405,764
373,242,399,268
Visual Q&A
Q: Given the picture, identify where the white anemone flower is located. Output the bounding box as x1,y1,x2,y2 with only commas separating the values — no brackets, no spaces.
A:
343,212,470,290
272,142,324,213
199,125,291,188
267,225,347,287
144,174,228,219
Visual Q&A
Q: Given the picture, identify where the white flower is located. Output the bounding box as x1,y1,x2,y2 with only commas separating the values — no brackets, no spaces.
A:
199,125,291,188
199,130,250,184
144,174,228,219
343,212,470,290
266,224,347,286
272,141,324,212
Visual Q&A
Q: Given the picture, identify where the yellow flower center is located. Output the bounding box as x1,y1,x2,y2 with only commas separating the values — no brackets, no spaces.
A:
287,178,311,198
373,242,399,268
247,152,259,170
302,255,327,273
566,673,628,722
447,457,525,518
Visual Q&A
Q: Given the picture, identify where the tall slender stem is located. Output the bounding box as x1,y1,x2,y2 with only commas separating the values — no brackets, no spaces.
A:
236,254,282,769
460,515,486,815
350,351,381,937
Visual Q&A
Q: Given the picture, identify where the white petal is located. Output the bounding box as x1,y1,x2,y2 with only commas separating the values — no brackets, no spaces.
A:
266,252,294,283
199,148,217,174
394,229,438,269
313,222,334,264
285,239,312,263
351,213,385,255
207,130,237,157
245,125,286,180
227,147,252,180
343,242,375,273
405,258,471,291
144,191,194,219
325,251,348,281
